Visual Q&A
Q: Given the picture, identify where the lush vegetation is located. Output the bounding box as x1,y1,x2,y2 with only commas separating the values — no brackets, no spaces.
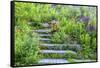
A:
14,2,97,66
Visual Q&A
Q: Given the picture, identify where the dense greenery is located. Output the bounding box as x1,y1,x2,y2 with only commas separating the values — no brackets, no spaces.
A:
15,2,97,66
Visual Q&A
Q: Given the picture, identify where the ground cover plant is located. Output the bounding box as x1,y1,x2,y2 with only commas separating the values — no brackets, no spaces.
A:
13,2,97,66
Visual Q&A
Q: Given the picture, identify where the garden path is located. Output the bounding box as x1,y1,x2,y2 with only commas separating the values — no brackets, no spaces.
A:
34,23,95,64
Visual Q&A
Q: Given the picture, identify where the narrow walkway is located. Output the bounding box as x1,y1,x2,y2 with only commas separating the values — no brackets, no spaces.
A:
33,22,93,64
38,59,69,64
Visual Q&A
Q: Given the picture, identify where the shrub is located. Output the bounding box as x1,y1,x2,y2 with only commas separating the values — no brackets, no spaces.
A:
15,28,40,65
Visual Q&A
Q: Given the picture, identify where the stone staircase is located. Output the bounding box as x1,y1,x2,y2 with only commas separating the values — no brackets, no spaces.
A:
40,50,77,54
33,23,94,64
38,59,69,64
39,34,51,37
34,29,51,33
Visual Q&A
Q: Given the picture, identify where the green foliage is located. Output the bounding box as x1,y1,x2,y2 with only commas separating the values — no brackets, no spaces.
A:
50,5,97,59
51,19,85,44
15,32,40,65
51,31,67,43
15,2,41,66
80,33,91,58
14,2,97,65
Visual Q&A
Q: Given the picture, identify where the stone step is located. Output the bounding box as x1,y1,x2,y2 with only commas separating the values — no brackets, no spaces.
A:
40,44,80,47
28,22,32,25
38,59,69,64
34,29,51,33
40,44,81,50
28,22,51,28
39,34,51,37
41,23,51,28
39,38,50,41
71,59,96,62
40,50,77,54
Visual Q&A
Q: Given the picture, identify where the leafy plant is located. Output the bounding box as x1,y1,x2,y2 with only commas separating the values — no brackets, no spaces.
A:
14,2,97,65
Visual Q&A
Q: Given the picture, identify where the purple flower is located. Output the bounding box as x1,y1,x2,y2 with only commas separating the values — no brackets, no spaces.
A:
79,16,90,23
86,24,96,32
